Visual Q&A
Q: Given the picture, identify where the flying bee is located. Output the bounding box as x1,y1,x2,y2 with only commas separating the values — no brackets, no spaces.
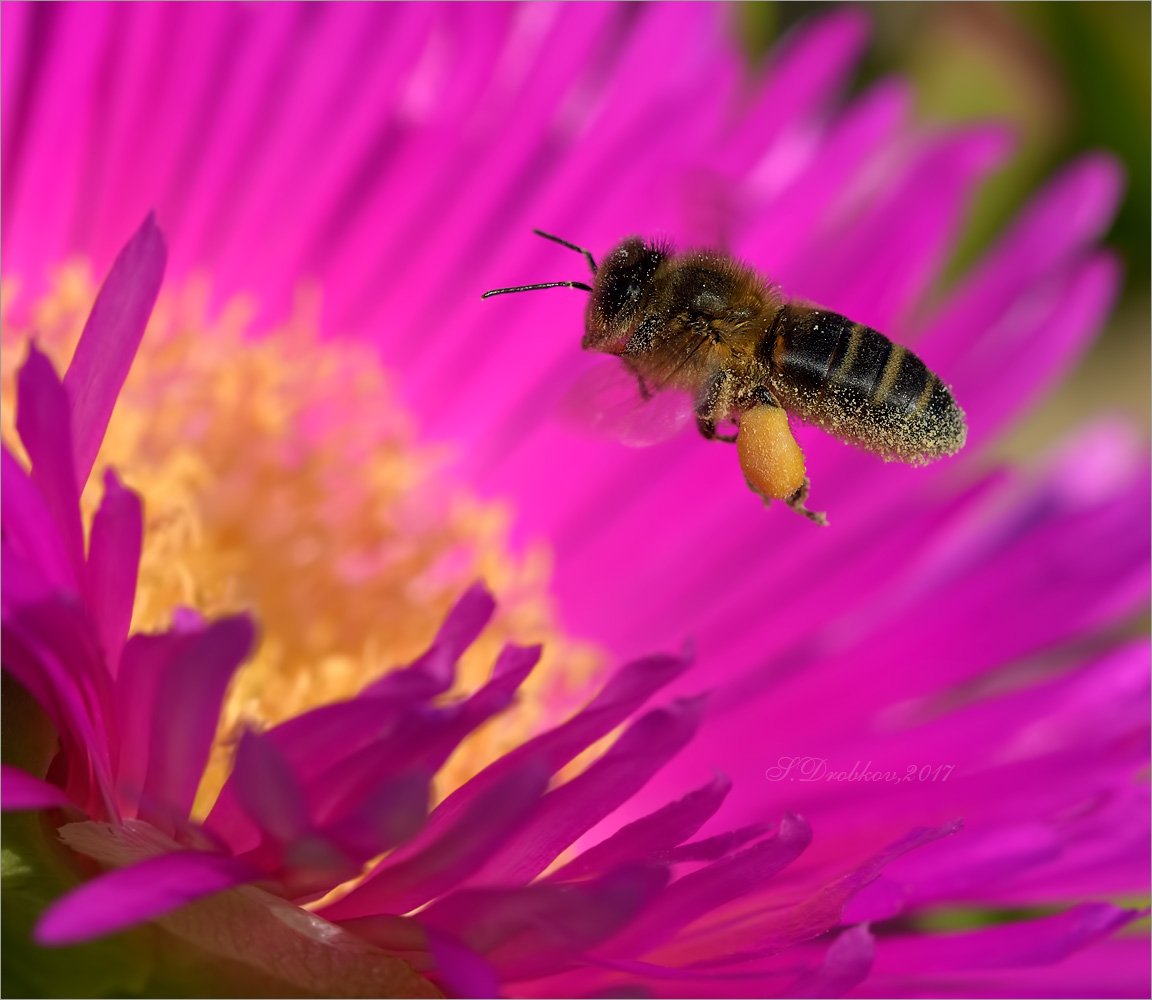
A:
482,231,967,525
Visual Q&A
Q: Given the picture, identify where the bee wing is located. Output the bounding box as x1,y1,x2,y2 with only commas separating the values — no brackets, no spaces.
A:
558,359,694,447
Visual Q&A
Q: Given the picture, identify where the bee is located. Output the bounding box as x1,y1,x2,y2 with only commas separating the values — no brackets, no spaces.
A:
482,231,967,525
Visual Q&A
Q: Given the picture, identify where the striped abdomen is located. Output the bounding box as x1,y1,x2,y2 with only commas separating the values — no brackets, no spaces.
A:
761,305,966,464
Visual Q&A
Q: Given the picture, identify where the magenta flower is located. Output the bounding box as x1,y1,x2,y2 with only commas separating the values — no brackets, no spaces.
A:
2,4,1148,998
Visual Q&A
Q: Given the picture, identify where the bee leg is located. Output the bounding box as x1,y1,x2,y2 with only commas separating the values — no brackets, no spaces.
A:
696,415,737,442
784,477,829,527
695,371,737,443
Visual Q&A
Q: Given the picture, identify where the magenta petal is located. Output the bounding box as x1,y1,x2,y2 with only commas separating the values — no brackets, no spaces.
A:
231,728,311,844
62,213,166,487
426,930,504,1000
421,652,690,850
724,10,867,175
83,469,142,671
304,644,541,822
321,769,431,862
605,814,813,957
784,924,875,999
487,866,674,982
549,774,732,881
873,904,1141,975
667,823,769,864
140,615,255,825
0,765,71,811
34,850,252,945
2,595,118,816
841,878,907,924
15,342,85,579
1,445,75,594
322,760,549,920
366,582,495,699
474,697,707,886
115,629,190,817
420,864,671,969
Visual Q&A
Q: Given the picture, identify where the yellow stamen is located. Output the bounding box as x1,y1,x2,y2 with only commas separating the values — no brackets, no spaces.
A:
2,265,603,815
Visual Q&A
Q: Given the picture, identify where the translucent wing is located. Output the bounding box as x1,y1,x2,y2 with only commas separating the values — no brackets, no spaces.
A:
558,358,694,447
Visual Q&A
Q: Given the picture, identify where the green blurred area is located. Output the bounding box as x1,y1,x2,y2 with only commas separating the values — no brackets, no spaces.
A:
740,2,1150,451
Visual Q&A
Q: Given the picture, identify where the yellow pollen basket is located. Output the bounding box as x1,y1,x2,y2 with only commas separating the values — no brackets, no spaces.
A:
1,265,603,816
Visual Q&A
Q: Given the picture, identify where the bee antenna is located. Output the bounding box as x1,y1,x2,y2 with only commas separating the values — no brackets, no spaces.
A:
532,229,597,275
481,281,593,300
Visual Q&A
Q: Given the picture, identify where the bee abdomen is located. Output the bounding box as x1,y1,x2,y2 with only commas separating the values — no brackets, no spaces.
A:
762,306,966,464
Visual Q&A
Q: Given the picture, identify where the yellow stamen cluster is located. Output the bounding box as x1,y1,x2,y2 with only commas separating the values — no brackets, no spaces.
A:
2,266,603,813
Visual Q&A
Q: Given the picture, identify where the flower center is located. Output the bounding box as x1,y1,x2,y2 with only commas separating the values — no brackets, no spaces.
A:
2,265,603,814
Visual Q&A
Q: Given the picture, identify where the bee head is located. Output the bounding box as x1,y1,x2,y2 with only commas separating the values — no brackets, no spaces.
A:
584,238,666,352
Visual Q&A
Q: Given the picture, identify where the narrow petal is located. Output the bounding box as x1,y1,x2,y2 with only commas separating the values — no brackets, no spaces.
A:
322,760,549,920
783,924,875,999
320,769,431,864
725,10,868,173
15,342,84,579
0,765,71,811
231,728,311,845
62,212,166,487
304,643,541,821
115,629,189,817
472,697,707,885
604,814,813,958
140,615,255,826
366,582,495,699
417,652,690,851
1,445,75,594
549,774,733,881
83,469,143,671
870,904,1141,974
426,930,504,1000
34,850,252,945
418,864,671,975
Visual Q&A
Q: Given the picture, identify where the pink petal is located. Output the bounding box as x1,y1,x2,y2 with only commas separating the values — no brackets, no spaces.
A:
426,930,504,1000
1,765,71,811
1,4,114,282
472,697,707,885
15,342,84,580
871,904,1141,974
305,644,540,823
2,599,117,817
862,933,1152,999
605,814,813,958
784,924,874,998
366,581,495,699
83,469,142,672
139,615,255,827
205,632,533,852
725,11,869,173
35,850,253,945
1,445,75,594
322,760,548,920
549,774,733,881
320,769,431,864
418,864,671,974
231,728,311,845
414,652,690,854
62,213,166,487
115,628,188,816
667,823,770,864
